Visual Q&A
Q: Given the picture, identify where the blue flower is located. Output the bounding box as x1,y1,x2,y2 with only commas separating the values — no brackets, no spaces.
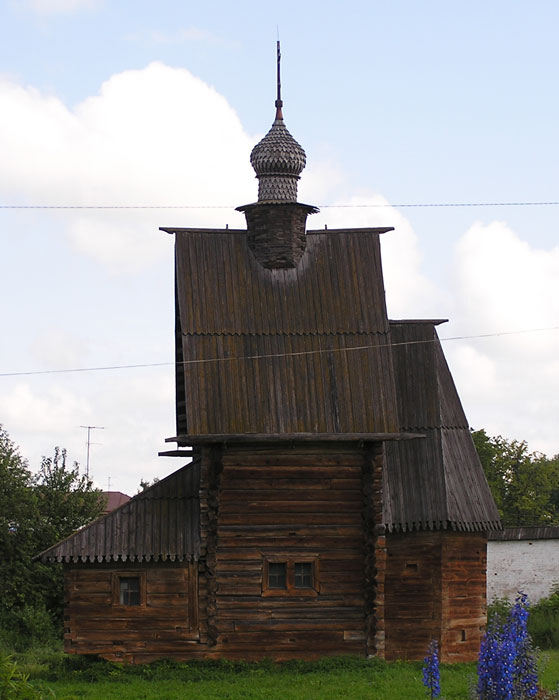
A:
422,639,441,699
477,591,538,699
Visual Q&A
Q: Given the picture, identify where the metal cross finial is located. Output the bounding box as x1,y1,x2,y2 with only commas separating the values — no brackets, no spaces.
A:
275,39,283,120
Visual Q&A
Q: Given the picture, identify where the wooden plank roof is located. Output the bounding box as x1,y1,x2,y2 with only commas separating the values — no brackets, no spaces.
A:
169,227,400,438
37,460,201,563
383,322,501,532
488,526,559,541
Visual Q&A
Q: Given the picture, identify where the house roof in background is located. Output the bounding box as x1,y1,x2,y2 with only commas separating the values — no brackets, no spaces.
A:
488,526,559,541
100,491,130,513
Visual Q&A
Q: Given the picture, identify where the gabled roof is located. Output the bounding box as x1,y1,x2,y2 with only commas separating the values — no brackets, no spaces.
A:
38,460,200,563
168,226,400,439
383,321,501,532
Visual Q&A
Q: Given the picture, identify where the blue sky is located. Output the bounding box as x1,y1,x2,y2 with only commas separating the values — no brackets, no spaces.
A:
1,0,558,494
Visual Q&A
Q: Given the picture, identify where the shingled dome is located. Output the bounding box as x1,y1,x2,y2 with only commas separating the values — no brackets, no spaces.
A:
250,117,306,202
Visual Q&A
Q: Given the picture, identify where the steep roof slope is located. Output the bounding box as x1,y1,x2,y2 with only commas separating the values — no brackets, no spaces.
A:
168,226,401,439
383,321,501,532
38,459,201,563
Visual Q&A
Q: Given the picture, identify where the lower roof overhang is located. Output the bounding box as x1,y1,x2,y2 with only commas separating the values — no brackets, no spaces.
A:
165,432,424,447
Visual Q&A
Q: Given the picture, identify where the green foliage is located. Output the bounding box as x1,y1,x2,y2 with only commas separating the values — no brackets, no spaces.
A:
34,448,104,549
14,652,559,700
137,477,159,493
528,586,559,650
0,654,54,700
487,597,513,628
0,427,104,648
489,587,559,651
472,429,559,526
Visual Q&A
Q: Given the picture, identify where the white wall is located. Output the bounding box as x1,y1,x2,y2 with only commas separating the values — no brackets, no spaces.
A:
487,539,559,604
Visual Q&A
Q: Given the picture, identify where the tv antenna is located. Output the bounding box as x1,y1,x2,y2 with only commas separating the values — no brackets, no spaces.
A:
80,425,105,478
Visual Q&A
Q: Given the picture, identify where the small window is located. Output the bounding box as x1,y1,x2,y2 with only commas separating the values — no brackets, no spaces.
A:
112,571,146,607
268,562,287,589
119,577,140,605
294,562,313,589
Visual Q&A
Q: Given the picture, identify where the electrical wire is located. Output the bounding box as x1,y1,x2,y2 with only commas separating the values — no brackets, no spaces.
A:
1,201,559,210
1,325,557,378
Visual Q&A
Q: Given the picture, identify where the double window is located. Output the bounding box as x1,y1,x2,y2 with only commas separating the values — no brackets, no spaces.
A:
263,557,319,596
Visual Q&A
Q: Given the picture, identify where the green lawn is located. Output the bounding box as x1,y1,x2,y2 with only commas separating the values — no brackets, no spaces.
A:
21,652,559,700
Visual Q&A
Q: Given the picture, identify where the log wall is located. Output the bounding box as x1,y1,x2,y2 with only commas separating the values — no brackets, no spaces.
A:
384,531,487,662
63,442,385,663
211,443,382,660
64,562,198,662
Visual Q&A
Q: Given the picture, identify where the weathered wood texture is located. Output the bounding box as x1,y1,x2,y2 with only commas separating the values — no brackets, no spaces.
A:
64,562,198,662
39,460,201,564
172,229,399,437
384,531,487,662
209,443,381,661
384,322,501,533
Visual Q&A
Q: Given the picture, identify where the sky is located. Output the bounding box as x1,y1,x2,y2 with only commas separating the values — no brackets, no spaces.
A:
0,0,558,496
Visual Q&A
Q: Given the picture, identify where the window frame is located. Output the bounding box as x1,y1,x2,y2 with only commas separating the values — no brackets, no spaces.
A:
111,571,147,608
262,556,320,597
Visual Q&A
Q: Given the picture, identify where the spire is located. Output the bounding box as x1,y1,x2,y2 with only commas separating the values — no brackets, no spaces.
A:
249,40,307,203
275,39,283,120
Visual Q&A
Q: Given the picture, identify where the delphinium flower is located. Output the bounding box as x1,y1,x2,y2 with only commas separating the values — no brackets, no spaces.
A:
477,591,538,700
508,593,538,698
477,616,515,700
422,639,441,699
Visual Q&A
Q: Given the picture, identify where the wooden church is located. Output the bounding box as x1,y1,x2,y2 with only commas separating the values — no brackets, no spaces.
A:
39,51,500,664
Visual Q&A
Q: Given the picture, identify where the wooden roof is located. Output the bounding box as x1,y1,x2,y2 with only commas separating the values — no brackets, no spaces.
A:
488,526,559,541
38,460,201,563
383,322,501,532
168,227,400,438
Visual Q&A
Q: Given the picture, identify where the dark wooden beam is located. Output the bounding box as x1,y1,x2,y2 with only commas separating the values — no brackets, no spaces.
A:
165,432,424,445
158,449,194,457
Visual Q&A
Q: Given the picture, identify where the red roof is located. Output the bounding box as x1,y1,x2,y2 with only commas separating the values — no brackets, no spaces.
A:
100,491,130,514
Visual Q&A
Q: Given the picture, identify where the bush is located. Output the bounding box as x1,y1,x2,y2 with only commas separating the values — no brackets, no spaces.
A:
0,605,59,653
0,654,53,699
528,585,559,649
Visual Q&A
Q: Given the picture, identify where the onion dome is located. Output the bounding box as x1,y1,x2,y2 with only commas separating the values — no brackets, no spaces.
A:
248,41,307,203
250,114,307,203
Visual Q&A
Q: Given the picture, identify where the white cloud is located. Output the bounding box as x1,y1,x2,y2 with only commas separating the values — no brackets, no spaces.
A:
0,62,254,271
24,0,101,13
0,383,92,435
307,192,441,319
0,372,176,494
445,221,559,455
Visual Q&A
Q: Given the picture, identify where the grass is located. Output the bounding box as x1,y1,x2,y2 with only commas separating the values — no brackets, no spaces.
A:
2,651,555,700
0,644,557,699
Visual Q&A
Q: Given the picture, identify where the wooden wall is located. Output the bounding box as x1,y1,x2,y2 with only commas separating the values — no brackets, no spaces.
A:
208,443,382,660
384,531,487,663
64,562,198,663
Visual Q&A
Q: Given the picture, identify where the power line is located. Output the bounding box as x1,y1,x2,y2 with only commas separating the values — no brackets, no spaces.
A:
1,325,557,378
1,200,559,210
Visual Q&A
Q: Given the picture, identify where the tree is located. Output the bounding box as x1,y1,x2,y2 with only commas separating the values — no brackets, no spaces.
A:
0,426,39,616
472,429,559,526
34,447,103,550
0,427,103,646
32,447,104,625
